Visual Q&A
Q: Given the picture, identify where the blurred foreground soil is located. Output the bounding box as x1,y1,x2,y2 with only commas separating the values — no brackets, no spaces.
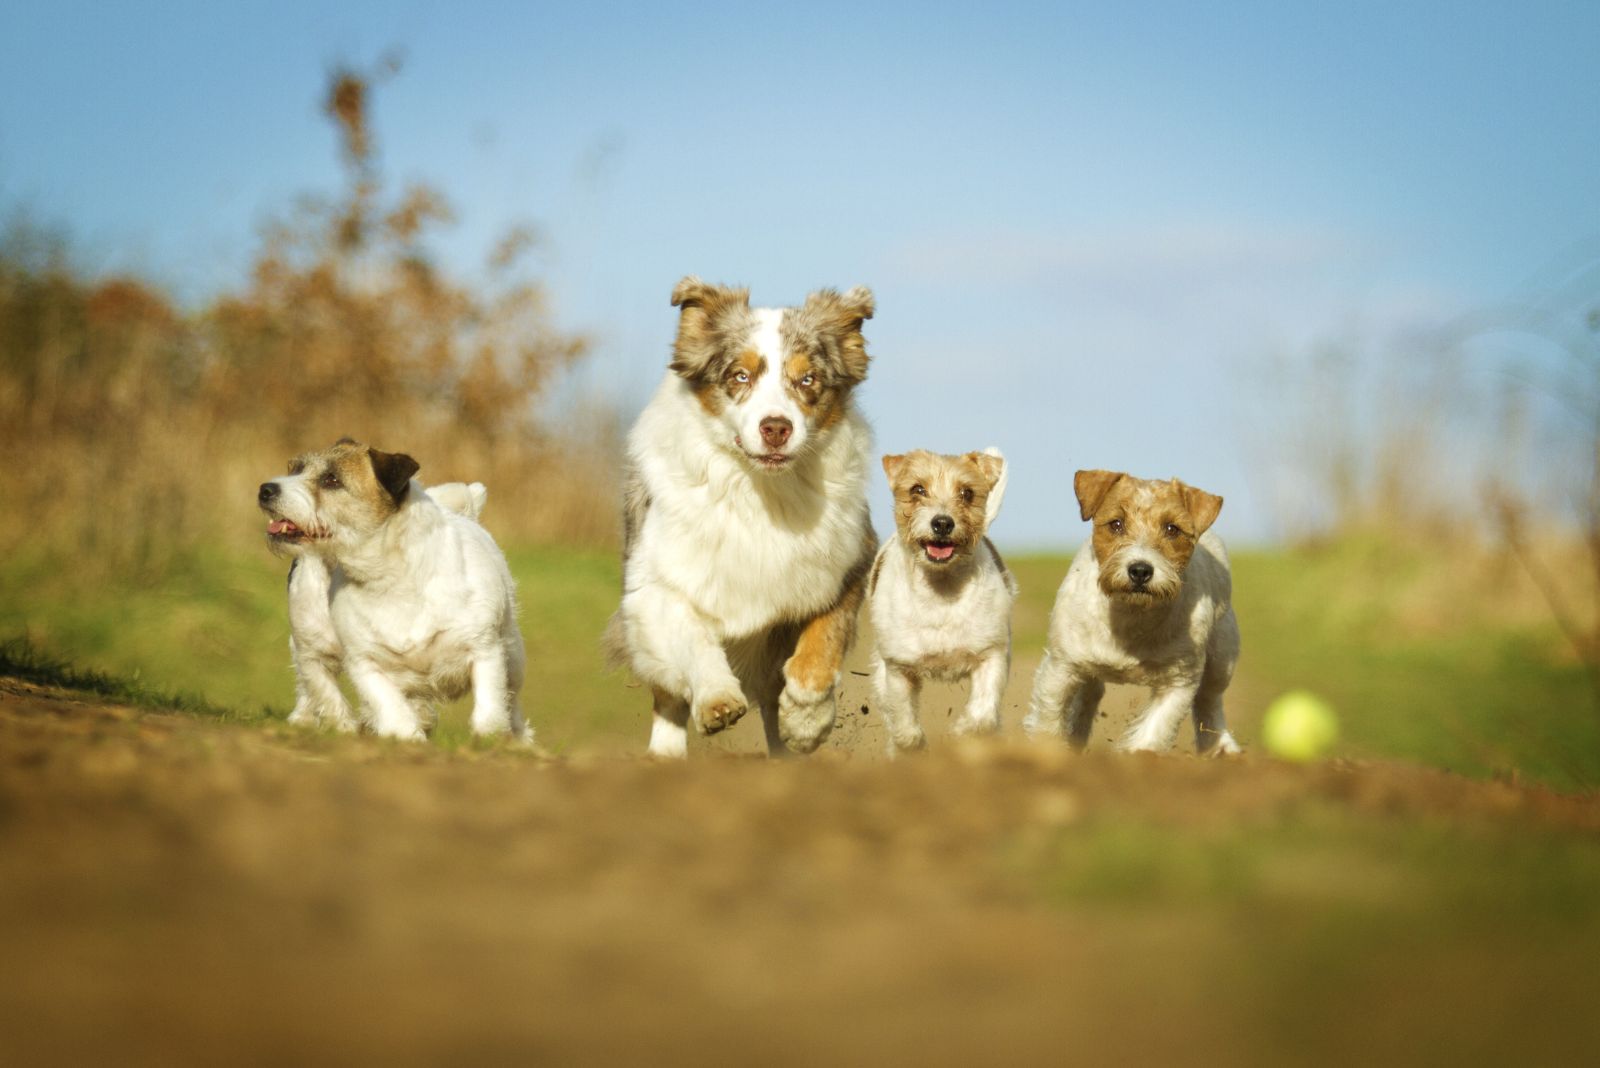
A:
2,681,1598,1066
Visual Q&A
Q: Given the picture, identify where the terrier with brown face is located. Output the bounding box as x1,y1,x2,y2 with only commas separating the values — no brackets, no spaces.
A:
869,448,1018,753
257,438,529,743
1025,469,1240,755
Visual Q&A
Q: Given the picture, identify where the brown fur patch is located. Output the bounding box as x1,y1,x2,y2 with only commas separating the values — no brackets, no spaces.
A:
780,286,874,386
1078,470,1224,598
1074,469,1124,522
689,348,768,415
280,439,416,537
784,525,875,693
882,449,1000,561
668,277,755,389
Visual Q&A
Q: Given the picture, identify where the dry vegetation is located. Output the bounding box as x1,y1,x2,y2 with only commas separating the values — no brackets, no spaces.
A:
0,65,615,578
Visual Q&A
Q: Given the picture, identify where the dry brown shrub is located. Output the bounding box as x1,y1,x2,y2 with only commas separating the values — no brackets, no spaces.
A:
0,65,616,577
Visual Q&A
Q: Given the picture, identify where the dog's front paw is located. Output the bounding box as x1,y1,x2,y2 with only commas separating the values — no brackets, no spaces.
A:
951,712,1001,737
1116,727,1176,754
778,684,837,754
286,702,318,728
693,690,748,735
885,725,928,757
1202,730,1242,757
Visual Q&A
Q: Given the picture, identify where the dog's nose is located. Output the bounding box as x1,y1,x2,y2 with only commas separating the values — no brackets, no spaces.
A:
759,417,792,449
258,482,279,504
931,514,955,538
1127,561,1154,585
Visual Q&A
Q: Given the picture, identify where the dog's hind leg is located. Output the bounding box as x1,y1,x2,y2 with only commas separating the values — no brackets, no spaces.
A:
1192,611,1240,756
873,656,926,756
504,640,533,744
648,687,691,758
470,641,527,740
1063,677,1105,750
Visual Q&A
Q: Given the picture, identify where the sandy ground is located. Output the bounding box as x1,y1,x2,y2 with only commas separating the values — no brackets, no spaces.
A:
3,679,1599,1067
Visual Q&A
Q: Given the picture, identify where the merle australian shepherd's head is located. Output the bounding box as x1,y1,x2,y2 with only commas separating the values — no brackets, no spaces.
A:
668,276,874,473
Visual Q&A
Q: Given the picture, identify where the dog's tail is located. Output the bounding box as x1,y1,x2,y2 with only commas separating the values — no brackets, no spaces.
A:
428,481,489,520
981,446,1007,527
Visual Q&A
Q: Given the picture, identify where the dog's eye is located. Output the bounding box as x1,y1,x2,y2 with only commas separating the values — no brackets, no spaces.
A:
733,370,750,385
798,373,816,388
320,472,341,490
961,487,975,503
910,484,926,497
1164,522,1183,538
1107,518,1124,533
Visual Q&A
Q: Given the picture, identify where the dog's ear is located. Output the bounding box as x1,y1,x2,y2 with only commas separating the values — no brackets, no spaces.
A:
800,285,875,383
669,276,750,380
969,448,1007,527
881,453,907,484
1178,480,1223,535
1074,469,1122,521
369,448,420,505
334,436,359,447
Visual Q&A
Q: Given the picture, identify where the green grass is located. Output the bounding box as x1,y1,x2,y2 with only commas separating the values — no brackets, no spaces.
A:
0,634,272,725
1010,804,1600,1060
2,539,1593,784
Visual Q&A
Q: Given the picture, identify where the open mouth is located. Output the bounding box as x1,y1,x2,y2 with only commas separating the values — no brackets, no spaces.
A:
266,518,322,542
922,540,957,564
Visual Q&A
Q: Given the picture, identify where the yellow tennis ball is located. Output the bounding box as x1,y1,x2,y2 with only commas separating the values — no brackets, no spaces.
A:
1261,690,1339,761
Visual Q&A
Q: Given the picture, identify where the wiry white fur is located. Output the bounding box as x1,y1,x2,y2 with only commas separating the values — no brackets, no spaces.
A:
1025,531,1240,754
280,482,490,732
264,466,528,743
869,453,1018,754
617,332,874,758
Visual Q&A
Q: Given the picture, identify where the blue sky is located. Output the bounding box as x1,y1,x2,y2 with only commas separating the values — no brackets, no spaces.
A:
3,1,1596,546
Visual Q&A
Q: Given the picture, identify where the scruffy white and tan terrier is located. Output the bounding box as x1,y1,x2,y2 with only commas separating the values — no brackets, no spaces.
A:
869,447,1018,753
269,475,488,732
257,438,529,743
1025,469,1240,755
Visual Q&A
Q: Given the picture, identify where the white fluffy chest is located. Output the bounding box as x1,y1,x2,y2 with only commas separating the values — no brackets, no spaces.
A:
629,383,872,639
327,519,514,694
637,476,867,637
1049,551,1213,684
870,544,1014,673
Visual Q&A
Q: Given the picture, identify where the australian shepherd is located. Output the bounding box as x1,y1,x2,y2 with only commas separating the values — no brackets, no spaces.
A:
606,276,878,757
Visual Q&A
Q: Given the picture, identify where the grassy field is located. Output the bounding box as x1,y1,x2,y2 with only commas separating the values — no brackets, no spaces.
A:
3,538,1598,1064
3,536,1592,785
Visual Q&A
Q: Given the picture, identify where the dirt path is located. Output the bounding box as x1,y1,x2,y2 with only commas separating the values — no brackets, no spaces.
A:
3,681,1598,1066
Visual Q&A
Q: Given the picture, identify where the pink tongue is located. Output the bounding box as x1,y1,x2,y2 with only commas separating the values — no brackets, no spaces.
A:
927,543,955,561
268,520,295,535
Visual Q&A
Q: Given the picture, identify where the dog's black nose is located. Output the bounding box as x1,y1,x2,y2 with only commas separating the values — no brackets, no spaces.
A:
931,514,955,538
1128,561,1154,585
258,482,279,504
